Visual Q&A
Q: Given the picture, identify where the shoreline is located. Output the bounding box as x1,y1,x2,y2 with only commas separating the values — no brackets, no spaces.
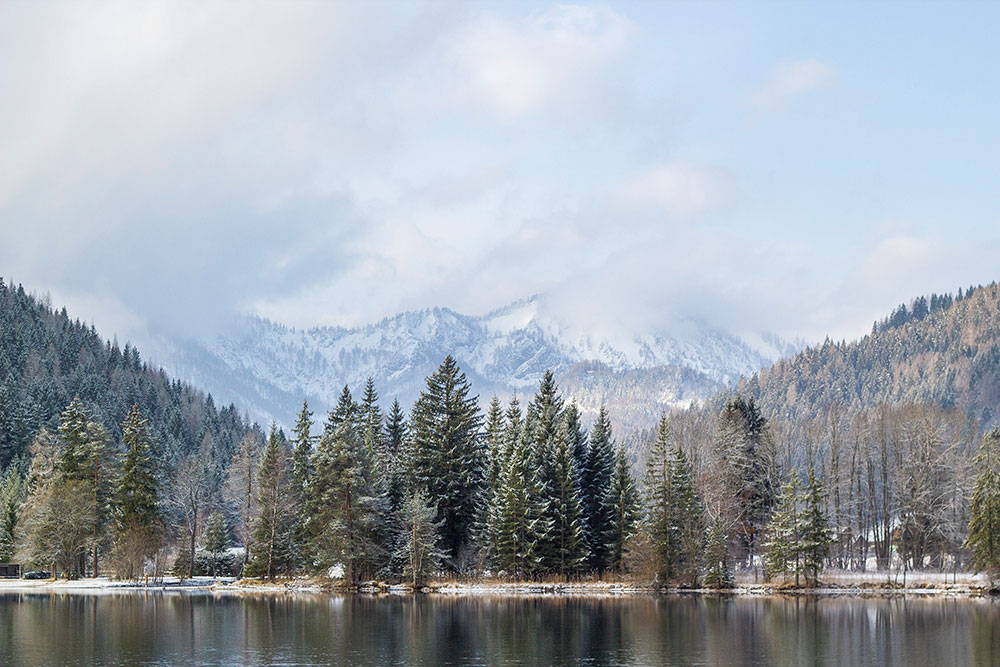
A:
0,575,994,598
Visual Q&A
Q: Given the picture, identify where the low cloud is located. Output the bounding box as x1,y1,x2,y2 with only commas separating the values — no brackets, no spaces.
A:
610,161,731,218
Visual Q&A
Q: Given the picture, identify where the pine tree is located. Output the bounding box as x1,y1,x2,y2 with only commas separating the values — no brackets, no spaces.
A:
669,442,705,587
703,516,734,589
525,372,586,577
310,417,384,584
248,425,298,580
764,474,803,585
0,465,28,562
583,406,616,575
202,511,230,578
113,404,162,580
644,415,676,583
965,428,1000,578
494,418,549,579
396,487,445,589
607,445,640,574
476,396,506,568
383,398,408,578
292,399,315,493
405,356,483,569
800,467,831,586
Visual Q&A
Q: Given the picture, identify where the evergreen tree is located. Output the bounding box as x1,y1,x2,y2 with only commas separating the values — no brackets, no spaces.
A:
291,399,315,493
405,356,483,569
248,425,298,579
0,464,28,562
494,418,549,579
202,511,230,577
359,378,385,462
583,406,616,575
703,516,734,589
644,415,675,583
525,372,586,576
965,428,1000,578
309,417,384,583
800,467,831,586
396,487,445,589
113,404,162,580
325,386,359,436
383,398,408,578
764,474,803,585
607,445,640,574
669,442,705,587
476,396,506,568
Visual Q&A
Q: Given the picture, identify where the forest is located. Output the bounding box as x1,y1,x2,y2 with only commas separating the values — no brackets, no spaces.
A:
3,277,1000,588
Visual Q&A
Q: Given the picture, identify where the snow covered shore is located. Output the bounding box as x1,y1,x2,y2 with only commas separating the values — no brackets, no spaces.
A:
0,571,994,597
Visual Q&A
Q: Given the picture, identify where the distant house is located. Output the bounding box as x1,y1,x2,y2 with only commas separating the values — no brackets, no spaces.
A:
0,563,20,578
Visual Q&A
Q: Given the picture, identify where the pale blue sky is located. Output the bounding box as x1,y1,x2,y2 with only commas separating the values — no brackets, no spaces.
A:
1,1,997,348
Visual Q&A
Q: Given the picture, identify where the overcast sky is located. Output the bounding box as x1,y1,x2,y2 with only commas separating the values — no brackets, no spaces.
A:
2,1,999,349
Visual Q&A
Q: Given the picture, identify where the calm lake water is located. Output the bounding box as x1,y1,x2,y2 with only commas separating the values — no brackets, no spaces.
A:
1,591,998,666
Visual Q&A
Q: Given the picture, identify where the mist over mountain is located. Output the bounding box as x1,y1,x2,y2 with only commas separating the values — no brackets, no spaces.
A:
156,295,802,429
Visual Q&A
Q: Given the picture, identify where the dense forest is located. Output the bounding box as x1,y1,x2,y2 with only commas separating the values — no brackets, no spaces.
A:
3,278,1000,588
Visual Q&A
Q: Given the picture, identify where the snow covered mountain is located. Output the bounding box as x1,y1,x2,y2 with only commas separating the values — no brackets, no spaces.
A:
158,296,801,430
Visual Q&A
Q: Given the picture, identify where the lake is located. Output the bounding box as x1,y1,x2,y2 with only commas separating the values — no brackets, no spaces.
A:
1,592,998,666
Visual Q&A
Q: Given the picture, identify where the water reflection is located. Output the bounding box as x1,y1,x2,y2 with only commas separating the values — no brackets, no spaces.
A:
0,592,997,666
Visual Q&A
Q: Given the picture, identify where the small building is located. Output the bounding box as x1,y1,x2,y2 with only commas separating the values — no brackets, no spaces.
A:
0,563,21,578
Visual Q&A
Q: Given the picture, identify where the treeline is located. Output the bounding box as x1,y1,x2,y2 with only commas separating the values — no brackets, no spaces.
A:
4,352,1000,586
0,278,253,472
738,282,1000,427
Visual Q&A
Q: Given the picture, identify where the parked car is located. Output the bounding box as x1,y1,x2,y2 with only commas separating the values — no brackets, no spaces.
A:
22,570,51,580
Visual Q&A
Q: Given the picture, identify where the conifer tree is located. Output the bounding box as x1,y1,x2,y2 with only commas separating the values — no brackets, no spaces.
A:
383,398,408,578
113,404,162,579
248,425,298,579
396,487,445,589
645,415,675,583
494,418,549,579
801,467,831,586
292,399,315,493
583,406,616,575
360,377,385,462
764,474,803,585
965,428,1000,578
310,417,384,583
0,465,28,563
202,511,230,577
669,442,705,587
607,445,640,574
405,356,482,569
703,516,734,589
476,396,507,568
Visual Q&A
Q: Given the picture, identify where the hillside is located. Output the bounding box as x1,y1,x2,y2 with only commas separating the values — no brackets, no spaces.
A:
159,296,800,428
737,283,1000,426
0,278,253,470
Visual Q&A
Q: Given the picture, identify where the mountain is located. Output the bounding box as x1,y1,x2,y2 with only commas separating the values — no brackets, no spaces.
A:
736,283,1000,427
158,295,801,429
0,278,254,470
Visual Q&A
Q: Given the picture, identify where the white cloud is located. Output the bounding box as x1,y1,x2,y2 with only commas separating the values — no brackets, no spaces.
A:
440,4,634,119
750,59,838,112
610,161,730,218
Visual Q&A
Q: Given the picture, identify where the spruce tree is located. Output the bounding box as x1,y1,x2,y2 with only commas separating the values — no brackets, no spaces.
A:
669,442,705,587
114,404,162,580
291,399,315,493
405,356,483,569
248,425,298,580
703,516,734,589
494,418,549,579
476,396,507,569
396,487,445,589
644,414,676,583
583,406,616,575
383,398,408,578
800,467,831,586
202,511,230,577
607,445,640,574
309,417,384,583
965,428,1000,578
359,377,385,462
764,474,803,585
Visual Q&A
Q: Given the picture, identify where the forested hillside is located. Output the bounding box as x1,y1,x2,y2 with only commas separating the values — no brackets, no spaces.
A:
0,278,253,470
737,283,1000,426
